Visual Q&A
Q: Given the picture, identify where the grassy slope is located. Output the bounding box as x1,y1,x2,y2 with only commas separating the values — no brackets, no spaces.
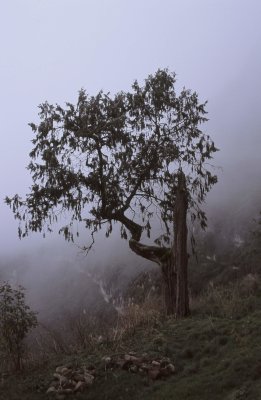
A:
1,308,261,400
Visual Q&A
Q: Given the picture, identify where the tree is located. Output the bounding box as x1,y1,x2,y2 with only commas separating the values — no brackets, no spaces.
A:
0,282,38,370
6,69,218,316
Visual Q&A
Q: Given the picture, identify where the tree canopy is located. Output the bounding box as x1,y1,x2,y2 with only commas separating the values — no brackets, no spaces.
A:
6,69,217,257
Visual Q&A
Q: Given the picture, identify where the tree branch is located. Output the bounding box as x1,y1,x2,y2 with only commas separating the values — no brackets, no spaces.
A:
112,212,142,241
129,239,169,265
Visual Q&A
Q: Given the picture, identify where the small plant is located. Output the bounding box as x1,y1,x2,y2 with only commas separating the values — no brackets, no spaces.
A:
0,281,38,370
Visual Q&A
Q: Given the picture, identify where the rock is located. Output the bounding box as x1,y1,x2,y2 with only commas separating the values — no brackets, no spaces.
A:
60,376,69,385
62,380,76,390
74,381,86,393
167,363,176,373
130,365,138,373
73,373,85,382
50,381,60,389
84,372,94,385
48,365,94,396
53,374,68,386
61,368,69,375
46,386,57,394
55,366,69,374
140,363,151,372
162,357,171,363
47,353,175,397
53,373,62,380
124,354,139,362
62,368,73,378
159,358,171,367
87,368,96,376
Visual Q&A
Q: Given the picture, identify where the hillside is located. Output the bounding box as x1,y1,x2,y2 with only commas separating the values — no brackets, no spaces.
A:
1,217,261,400
1,284,260,400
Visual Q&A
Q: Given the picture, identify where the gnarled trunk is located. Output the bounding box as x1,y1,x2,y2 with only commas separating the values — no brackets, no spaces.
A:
129,238,177,314
115,170,189,317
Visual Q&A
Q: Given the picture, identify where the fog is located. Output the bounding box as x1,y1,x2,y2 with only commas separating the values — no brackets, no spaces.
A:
0,1,261,318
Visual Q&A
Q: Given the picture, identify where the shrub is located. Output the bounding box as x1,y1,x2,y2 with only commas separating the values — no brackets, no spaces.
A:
0,281,38,370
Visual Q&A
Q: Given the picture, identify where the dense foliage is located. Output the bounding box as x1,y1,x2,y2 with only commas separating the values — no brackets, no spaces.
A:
6,69,217,249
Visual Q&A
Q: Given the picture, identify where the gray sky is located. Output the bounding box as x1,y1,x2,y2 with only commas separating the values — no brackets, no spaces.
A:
1,0,261,255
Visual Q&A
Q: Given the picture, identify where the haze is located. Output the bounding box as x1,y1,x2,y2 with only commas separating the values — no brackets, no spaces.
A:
1,0,260,259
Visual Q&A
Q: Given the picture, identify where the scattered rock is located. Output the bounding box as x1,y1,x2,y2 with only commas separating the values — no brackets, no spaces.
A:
105,353,176,381
46,386,56,394
63,380,76,390
124,354,139,362
46,365,95,397
160,358,171,367
151,360,161,366
129,365,138,373
72,373,85,382
55,366,64,374
167,363,176,373
86,367,96,375
83,372,94,385
60,376,69,386
140,363,150,372
53,373,62,380
46,354,175,396
61,368,69,375
74,381,86,393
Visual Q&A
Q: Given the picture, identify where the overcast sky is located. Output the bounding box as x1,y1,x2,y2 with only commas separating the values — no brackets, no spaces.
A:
1,0,261,256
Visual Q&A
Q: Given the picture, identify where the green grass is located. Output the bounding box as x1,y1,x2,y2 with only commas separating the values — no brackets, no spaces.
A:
1,307,260,400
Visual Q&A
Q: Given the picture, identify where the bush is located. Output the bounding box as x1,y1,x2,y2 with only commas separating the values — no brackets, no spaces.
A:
0,282,38,370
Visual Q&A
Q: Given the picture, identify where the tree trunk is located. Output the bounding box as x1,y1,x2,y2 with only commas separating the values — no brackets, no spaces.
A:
174,171,190,317
161,254,176,315
119,170,190,317
129,239,176,314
